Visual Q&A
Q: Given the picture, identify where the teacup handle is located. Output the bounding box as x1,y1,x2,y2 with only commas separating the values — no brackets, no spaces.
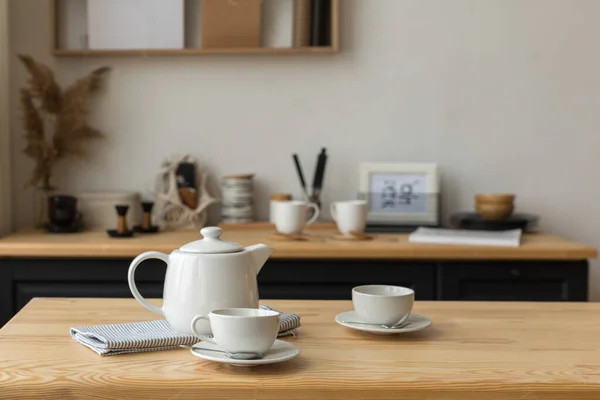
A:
190,314,217,345
329,203,338,222
306,202,320,225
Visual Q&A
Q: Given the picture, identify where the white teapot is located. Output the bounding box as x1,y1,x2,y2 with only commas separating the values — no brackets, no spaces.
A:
127,227,273,335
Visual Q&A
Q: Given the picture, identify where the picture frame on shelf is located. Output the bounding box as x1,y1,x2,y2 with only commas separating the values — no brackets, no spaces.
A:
358,163,440,231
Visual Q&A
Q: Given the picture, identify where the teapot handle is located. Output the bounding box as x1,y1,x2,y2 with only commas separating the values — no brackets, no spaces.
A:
127,251,169,316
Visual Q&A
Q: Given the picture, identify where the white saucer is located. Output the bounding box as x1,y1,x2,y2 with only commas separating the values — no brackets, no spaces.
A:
335,311,432,335
190,339,300,367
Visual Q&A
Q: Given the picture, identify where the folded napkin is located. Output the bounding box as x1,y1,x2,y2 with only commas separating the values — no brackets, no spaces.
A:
70,305,300,356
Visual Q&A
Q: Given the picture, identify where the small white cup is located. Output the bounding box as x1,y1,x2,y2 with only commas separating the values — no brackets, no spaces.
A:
352,285,414,326
191,308,280,355
269,200,289,223
272,200,320,235
330,200,368,235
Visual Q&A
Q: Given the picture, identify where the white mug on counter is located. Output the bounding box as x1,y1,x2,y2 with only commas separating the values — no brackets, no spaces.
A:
271,200,320,235
330,200,368,235
191,308,280,355
269,193,293,223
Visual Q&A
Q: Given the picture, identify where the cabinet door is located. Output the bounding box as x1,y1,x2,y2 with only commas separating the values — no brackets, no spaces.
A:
439,261,588,301
14,282,164,313
259,260,436,300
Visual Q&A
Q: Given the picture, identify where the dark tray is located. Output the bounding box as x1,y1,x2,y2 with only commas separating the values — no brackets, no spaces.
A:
133,225,160,234
106,229,135,238
450,212,539,231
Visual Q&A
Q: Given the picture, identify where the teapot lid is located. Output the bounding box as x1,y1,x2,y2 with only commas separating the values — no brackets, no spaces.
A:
179,227,244,254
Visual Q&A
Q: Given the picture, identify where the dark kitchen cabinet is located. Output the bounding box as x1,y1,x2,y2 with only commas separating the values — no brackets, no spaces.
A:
438,261,588,301
0,257,589,328
257,260,436,300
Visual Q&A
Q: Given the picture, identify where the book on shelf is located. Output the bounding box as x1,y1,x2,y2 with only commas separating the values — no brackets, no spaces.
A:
293,0,312,47
310,0,332,46
87,0,184,50
202,0,261,48
262,0,331,48
261,0,294,48
408,228,523,248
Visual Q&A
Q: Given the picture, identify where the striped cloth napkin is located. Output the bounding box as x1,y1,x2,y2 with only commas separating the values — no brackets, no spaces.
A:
70,305,301,356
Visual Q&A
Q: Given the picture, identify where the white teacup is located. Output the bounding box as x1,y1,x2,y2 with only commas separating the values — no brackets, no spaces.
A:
191,308,280,355
272,200,320,235
352,285,414,326
330,200,368,235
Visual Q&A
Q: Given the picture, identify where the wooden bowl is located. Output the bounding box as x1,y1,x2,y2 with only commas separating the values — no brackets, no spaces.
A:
475,203,514,220
475,193,515,205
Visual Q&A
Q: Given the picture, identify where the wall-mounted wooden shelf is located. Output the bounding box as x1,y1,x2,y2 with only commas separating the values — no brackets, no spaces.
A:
51,0,339,57
52,46,337,57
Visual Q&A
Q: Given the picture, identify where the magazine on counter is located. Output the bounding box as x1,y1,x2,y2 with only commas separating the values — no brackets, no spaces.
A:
408,227,522,247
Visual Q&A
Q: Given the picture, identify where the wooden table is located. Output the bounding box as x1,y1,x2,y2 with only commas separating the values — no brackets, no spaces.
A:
1,298,600,399
0,229,596,328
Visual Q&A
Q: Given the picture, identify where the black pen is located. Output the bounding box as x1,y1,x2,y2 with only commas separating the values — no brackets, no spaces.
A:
293,154,310,199
313,148,327,200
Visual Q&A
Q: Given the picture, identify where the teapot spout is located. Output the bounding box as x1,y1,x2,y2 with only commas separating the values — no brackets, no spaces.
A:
245,244,274,276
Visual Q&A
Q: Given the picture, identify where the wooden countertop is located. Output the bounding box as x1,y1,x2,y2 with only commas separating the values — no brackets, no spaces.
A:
0,227,596,260
0,229,597,260
2,298,600,399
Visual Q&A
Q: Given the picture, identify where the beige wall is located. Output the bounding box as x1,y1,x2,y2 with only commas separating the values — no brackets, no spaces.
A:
9,0,600,297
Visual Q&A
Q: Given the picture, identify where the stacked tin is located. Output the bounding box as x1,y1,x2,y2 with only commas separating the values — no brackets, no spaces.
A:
220,174,254,223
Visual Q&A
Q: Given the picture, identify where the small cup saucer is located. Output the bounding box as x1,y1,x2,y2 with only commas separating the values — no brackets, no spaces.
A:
106,229,134,238
335,310,431,335
133,225,160,234
190,339,300,367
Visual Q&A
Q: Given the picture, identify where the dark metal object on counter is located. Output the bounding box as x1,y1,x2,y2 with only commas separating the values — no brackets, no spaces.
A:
450,212,539,232
107,205,134,238
134,201,160,234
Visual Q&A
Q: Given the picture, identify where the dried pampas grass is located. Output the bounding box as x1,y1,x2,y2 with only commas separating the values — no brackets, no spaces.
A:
18,55,111,190
18,55,62,114
19,89,55,188
54,66,110,159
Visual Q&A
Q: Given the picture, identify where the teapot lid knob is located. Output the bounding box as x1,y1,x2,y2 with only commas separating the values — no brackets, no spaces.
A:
179,226,243,254
201,227,223,240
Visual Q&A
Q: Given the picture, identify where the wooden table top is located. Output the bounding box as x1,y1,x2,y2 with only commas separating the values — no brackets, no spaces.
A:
1,298,600,399
0,226,596,260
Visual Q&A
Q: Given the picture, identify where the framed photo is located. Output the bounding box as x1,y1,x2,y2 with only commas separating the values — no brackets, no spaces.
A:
359,163,440,226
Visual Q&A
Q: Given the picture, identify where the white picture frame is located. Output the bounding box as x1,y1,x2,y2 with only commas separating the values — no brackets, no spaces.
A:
359,163,440,226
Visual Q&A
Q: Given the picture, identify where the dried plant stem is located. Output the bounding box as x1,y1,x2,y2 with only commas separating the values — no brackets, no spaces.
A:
41,174,52,192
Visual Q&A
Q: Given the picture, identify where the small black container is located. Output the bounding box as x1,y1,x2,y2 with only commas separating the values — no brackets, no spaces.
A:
48,195,79,228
